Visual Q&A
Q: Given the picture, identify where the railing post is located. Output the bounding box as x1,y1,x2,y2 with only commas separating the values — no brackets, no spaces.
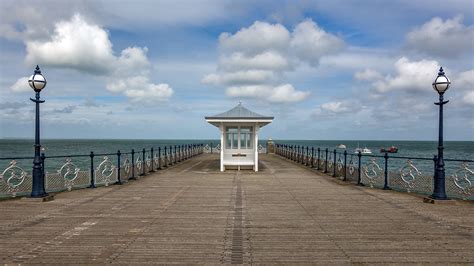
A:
324,148,328,173
343,150,347,181
317,148,320,170
357,152,362,186
164,146,167,167
158,147,162,169
305,146,309,166
169,145,173,164
174,145,177,164
333,149,337,177
383,152,390,190
40,153,46,190
210,142,213,154
89,151,96,188
311,147,314,168
141,148,146,176
130,149,136,180
116,150,122,185
150,148,155,172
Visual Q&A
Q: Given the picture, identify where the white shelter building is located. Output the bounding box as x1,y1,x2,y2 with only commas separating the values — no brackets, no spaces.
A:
205,103,273,172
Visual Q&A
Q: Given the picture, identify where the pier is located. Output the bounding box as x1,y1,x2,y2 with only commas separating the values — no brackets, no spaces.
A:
1,153,473,264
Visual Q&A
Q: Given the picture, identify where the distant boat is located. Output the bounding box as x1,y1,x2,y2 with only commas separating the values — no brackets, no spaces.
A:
337,144,346,149
355,147,372,154
355,143,372,154
380,146,398,153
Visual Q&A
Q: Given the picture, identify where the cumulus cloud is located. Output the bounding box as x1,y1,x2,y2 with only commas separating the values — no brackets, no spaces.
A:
312,100,356,117
10,77,31,92
290,19,345,66
25,14,114,74
226,84,310,103
357,57,440,93
204,19,344,103
463,91,474,105
406,16,474,58
354,69,383,81
219,21,290,55
12,14,172,103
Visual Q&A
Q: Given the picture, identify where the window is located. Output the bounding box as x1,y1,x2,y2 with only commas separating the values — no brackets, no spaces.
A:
226,127,238,149
240,127,253,149
225,126,253,150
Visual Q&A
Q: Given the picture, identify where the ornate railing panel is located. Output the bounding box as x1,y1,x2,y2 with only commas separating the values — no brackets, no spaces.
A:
0,160,28,197
449,162,473,200
362,158,383,188
95,156,116,186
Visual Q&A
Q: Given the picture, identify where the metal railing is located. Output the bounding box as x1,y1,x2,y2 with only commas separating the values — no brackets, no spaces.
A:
0,144,204,198
275,144,474,200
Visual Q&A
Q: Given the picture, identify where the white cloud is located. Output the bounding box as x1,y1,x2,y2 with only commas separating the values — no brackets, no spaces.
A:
25,14,115,74
10,77,31,92
225,84,310,103
354,69,383,81
462,91,474,105
11,14,172,102
204,19,343,103
267,84,310,103
406,16,474,57
290,19,344,66
360,57,441,93
218,51,291,72
124,83,173,104
202,70,276,86
219,21,290,55
320,101,351,113
455,69,474,91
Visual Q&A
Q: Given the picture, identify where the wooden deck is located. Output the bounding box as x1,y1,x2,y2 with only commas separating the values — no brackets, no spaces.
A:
1,154,473,264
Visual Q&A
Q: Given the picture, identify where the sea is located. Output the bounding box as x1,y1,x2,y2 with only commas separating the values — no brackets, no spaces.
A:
0,139,473,176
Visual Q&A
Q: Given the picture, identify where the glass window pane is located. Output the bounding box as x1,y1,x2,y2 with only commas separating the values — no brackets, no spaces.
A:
232,133,238,149
226,133,231,149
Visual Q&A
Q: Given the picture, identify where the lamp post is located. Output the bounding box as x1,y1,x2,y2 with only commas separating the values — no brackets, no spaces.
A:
29,65,48,198
431,67,450,200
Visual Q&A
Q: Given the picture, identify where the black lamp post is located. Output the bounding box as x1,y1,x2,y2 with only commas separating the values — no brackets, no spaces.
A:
431,67,450,200
29,65,48,198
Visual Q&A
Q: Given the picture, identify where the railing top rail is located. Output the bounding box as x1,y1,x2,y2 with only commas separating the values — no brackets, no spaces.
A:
276,143,473,162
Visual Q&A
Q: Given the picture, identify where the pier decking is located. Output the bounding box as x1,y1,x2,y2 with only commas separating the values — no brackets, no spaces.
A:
1,154,473,264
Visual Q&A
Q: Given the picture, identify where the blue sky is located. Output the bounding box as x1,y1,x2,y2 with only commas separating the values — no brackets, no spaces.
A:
0,0,473,140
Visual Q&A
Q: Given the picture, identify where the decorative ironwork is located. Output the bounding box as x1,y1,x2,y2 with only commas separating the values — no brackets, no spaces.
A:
123,156,131,176
348,158,355,175
146,154,151,168
136,156,143,173
96,156,115,186
153,153,159,167
215,144,221,151
58,158,80,191
203,144,210,152
337,157,343,172
400,159,421,192
327,154,333,169
450,162,474,200
364,158,382,188
0,160,27,197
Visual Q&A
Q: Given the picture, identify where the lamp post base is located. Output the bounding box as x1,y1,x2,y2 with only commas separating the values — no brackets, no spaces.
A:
423,197,452,204
24,194,55,202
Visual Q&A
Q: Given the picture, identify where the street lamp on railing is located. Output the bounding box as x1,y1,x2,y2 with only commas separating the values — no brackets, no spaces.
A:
431,67,450,200
29,65,48,198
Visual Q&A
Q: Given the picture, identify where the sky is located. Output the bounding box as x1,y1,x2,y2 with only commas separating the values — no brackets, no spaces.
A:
0,0,473,140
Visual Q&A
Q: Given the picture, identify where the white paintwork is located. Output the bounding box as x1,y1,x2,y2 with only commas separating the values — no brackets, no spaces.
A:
220,123,224,171
205,108,272,172
254,124,259,172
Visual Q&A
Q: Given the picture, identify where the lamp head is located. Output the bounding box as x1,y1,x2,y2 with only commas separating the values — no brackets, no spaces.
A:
28,65,47,92
432,67,450,95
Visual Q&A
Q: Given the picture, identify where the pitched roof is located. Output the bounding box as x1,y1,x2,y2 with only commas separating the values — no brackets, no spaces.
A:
205,102,274,120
